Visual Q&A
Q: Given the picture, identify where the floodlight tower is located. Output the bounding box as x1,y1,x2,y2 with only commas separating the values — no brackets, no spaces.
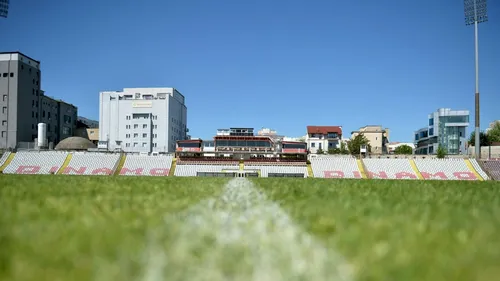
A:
0,0,9,18
464,0,487,159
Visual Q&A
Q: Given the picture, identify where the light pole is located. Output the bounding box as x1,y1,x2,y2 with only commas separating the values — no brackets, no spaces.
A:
0,0,9,18
464,0,488,159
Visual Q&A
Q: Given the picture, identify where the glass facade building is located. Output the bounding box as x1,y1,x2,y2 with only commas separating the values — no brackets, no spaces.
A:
414,108,469,155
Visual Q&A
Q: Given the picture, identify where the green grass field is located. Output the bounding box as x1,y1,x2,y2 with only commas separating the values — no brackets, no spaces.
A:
1,175,500,281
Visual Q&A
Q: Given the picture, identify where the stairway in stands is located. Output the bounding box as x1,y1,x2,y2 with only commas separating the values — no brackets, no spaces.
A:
57,153,73,174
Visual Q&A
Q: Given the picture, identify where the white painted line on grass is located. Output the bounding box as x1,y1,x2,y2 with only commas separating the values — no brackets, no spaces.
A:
143,178,353,281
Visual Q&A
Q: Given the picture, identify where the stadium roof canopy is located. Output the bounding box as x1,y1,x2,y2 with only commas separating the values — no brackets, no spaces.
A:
55,137,96,151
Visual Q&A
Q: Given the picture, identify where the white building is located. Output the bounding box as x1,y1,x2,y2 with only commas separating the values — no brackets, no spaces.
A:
99,87,187,153
306,126,342,153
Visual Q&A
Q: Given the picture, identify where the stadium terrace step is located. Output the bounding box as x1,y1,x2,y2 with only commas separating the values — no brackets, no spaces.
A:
114,154,127,176
409,159,424,180
464,159,484,181
307,162,314,178
357,159,368,179
57,153,73,174
0,152,14,172
169,158,176,176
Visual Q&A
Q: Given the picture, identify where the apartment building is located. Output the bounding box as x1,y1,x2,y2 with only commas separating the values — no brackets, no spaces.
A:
305,126,342,153
0,52,77,149
351,125,390,154
99,87,188,153
414,108,469,155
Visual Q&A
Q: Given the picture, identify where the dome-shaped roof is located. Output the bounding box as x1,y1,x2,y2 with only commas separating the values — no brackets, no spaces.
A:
55,137,96,151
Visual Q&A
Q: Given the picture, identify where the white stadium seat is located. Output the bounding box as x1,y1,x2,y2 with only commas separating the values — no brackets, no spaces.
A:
174,164,239,177
363,158,418,179
3,151,68,174
120,154,173,176
310,156,361,179
63,152,120,175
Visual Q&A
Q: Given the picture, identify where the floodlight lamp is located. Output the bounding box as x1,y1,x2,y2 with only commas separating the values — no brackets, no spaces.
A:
0,0,10,18
464,0,488,25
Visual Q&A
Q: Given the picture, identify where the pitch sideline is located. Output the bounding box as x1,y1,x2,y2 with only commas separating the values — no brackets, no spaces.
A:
141,178,354,281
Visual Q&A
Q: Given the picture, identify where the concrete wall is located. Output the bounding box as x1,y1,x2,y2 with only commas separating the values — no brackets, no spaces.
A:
468,146,500,159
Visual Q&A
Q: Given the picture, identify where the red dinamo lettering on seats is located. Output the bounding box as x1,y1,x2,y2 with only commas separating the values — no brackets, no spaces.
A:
49,166,59,174
92,168,113,175
395,172,417,179
16,165,40,174
150,168,169,176
324,171,344,178
453,172,477,180
368,171,388,179
352,171,362,178
63,166,87,174
420,172,447,179
120,167,144,175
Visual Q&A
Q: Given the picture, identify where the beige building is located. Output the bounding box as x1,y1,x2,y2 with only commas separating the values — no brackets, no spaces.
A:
351,125,389,154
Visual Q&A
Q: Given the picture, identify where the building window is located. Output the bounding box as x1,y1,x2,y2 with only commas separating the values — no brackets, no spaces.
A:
133,142,138,147
32,111,34,117
429,128,434,136
42,111,45,117
142,142,147,147
134,133,138,138
126,125,130,129
311,143,315,147
2,121,7,126
2,73,7,77
10,73,14,78
1,131,6,137
126,134,130,138
142,133,147,138
429,118,434,126
2,95,6,102
48,112,51,119
143,124,147,129
134,124,138,129
135,93,141,99
126,143,130,147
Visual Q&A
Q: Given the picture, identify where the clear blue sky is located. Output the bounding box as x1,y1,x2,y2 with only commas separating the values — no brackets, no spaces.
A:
1,0,499,142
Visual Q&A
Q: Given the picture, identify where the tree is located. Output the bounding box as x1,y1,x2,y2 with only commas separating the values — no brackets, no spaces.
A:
316,148,324,154
340,142,349,154
394,144,413,155
436,145,446,159
328,148,341,154
347,133,371,155
469,131,491,146
487,122,500,143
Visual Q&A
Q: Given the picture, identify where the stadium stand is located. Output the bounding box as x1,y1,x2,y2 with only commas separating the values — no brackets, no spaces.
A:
174,164,239,177
469,159,489,180
120,154,174,176
482,160,500,181
363,158,419,179
0,151,10,167
244,164,308,178
310,156,362,178
413,158,479,180
62,152,120,175
2,151,68,174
